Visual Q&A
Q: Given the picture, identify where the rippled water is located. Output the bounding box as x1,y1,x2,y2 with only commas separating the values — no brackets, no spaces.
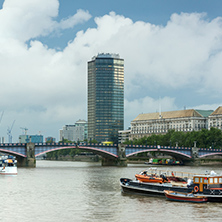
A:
0,161,222,222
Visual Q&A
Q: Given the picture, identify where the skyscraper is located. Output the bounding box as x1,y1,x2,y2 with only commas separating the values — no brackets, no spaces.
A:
88,53,124,143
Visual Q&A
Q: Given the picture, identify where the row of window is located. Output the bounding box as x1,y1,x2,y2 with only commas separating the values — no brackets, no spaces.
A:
131,128,194,134
194,177,222,184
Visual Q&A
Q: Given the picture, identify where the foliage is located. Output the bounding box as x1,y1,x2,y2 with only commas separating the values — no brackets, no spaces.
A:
125,128,222,148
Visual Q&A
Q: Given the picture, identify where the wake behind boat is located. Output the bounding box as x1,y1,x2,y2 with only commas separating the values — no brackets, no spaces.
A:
0,155,17,175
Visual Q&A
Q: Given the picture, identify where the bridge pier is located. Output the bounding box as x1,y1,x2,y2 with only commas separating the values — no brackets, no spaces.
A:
17,143,36,167
101,144,127,166
189,146,200,166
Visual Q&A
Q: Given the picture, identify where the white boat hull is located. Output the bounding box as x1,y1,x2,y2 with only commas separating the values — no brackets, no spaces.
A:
0,166,17,175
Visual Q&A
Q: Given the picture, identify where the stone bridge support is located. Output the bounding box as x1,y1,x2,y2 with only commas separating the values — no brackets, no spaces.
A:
101,143,127,166
187,146,200,166
17,143,36,167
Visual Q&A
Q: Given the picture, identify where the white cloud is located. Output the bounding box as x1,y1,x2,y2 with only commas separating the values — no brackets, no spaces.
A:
0,2,222,141
0,0,91,41
59,9,92,29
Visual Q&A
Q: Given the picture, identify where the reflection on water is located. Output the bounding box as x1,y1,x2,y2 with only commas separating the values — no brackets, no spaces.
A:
0,161,221,221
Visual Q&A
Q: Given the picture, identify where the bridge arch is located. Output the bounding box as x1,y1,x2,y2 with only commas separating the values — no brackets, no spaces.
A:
199,152,222,158
35,145,118,160
0,148,26,158
126,149,192,160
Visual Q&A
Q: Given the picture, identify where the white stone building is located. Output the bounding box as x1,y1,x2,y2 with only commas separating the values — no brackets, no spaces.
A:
130,109,213,140
208,106,222,130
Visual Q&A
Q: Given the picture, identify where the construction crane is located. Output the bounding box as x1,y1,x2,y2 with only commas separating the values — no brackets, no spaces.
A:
7,120,15,143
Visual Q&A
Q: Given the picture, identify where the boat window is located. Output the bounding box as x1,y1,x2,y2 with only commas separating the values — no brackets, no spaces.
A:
214,178,218,184
209,178,214,184
194,177,199,183
219,178,222,183
200,178,203,183
204,178,208,183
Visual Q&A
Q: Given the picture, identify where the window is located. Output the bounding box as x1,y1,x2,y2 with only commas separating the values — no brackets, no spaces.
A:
194,178,199,183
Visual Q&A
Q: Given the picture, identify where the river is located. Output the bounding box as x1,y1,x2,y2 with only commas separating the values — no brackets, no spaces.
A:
0,161,222,222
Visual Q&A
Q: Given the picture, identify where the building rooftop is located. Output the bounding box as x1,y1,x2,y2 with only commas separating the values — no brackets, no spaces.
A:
196,109,214,117
92,53,120,60
209,106,222,116
132,109,205,122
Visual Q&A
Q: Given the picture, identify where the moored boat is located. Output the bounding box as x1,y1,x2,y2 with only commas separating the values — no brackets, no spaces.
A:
0,155,17,175
120,170,222,202
120,178,193,197
145,158,183,166
164,190,208,203
135,168,187,184
135,170,165,183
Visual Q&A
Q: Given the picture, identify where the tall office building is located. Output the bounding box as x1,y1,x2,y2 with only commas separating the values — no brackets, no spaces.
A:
88,53,124,143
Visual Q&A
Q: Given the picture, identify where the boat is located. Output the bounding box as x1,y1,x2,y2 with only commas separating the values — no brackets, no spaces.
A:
135,170,165,183
191,171,222,202
120,178,193,197
0,155,17,175
164,190,208,203
145,158,183,166
120,170,222,202
135,168,187,184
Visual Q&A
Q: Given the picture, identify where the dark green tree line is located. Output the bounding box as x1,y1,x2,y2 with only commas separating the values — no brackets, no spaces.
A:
125,128,222,149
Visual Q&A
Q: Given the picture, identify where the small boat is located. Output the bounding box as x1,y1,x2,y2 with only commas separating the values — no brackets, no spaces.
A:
135,169,165,183
135,169,187,184
164,190,208,203
145,158,183,166
0,155,17,175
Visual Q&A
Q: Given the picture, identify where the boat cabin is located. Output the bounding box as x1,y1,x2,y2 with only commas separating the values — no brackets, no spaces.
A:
193,173,222,192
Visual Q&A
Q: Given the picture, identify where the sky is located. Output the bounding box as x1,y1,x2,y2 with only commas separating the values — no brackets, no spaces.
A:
0,0,222,142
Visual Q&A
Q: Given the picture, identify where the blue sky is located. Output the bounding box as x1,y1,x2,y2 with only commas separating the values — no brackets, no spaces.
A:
36,0,222,48
0,0,222,142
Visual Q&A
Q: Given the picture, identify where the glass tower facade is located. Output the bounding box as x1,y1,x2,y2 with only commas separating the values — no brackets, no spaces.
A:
88,53,124,143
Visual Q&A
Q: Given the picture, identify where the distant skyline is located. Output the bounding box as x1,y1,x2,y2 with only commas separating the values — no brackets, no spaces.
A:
0,0,222,142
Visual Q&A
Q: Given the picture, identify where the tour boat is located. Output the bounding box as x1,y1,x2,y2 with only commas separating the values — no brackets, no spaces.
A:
120,170,222,202
164,190,208,203
0,155,17,175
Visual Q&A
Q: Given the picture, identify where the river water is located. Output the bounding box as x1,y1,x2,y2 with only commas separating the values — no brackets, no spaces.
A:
0,161,222,222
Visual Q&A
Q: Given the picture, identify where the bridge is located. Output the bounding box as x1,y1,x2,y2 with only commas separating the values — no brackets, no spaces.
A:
0,142,222,167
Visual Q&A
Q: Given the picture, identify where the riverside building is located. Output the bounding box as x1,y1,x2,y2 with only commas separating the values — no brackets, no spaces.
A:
59,120,87,142
87,53,124,143
208,106,222,130
130,109,213,140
